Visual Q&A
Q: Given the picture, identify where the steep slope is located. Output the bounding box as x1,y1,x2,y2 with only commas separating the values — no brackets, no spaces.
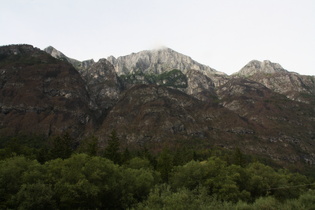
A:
2,44,315,167
98,83,315,166
108,48,228,88
234,60,315,104
235,60,287,76
106,47,230,102
218,78,315,164
97,84,255,148
45,46,225,103
45,46,122,111
44,46,95,71
80,59,122,110
107,47,223,75
0,45,94,136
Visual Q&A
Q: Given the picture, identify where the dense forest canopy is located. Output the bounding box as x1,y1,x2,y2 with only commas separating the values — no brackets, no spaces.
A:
0,133,314,209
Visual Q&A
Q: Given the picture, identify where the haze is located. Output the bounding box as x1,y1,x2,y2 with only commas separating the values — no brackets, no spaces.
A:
1,0,314,75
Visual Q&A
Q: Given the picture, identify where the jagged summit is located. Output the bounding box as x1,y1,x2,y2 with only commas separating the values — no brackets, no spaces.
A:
107,47,226,76
235,60,287,76
44,46,95,71
44,46,66,59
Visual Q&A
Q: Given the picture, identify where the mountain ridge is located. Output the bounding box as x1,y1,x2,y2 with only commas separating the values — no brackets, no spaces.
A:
1,44,315,168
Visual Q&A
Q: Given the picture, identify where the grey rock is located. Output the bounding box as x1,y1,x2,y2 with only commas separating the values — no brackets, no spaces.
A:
44,46,95,71
81,59,122,109
108,47,224,76
235,60,287,76
234,60,315,104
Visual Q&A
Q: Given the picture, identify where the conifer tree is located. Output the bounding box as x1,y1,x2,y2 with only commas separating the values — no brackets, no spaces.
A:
104,130,121,164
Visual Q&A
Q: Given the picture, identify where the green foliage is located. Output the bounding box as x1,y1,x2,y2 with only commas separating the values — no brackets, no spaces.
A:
103,130,121,164
0,134,314,209
126,157,153,170
13,183,56,210
0,156,39,208
0,154,158,209
157,148,174,183
76,135,99,156
49,133,75,159
135,184,234,210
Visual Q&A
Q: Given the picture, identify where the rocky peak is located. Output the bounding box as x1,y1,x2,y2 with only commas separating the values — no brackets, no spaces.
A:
236,60,287,76
106,55,116,64
44,46,94,71
234,60,315,104
108,47,225,76
82,58,122,110
44,46,67,60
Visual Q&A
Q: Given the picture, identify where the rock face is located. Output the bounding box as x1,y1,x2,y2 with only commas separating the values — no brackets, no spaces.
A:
105,48,229,101
217,78,315,164
0,45,94,136
108,48,229,89
80,59,122,110
108,47,224,76
45,46,122,111
2,44,315,167
234,60,315,104
44,46,95,71
98,84,254,148
235,60,287,76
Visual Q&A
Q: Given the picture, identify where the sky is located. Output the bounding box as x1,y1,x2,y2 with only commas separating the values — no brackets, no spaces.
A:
1,0,314,75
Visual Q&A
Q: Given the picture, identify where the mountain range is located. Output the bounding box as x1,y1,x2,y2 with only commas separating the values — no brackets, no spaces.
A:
0,44,314,168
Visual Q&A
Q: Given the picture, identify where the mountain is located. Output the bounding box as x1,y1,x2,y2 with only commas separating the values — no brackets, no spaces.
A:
107,48,229,88
0,45,94,136
107,47,224,75
1,44,315,168
80,58,122,110
234,60,315,104
44,46,95,72
45,46,122,111
235,60,287,76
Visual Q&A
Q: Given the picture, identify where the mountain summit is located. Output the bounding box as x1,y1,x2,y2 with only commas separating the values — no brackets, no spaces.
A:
235,60,287,76
107,47,226,76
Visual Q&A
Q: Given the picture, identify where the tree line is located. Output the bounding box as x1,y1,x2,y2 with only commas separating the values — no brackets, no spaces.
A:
0,132,314,209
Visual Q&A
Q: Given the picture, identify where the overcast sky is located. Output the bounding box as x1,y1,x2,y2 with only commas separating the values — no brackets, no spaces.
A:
1,0,314,75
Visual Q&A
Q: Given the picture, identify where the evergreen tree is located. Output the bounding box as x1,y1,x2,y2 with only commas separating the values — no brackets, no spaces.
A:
157,148,173,183
104,130,121,164
77,135,99,156
122,148,131,163
49,133,74,159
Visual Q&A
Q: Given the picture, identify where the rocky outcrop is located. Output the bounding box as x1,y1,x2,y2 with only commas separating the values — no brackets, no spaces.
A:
108,47,224,76
0,45,94,136
97,84,254,146
217,77,315,165
184,69,217,102
45,46,228,101
80,59,122,110
234,60,315,104
235,60,287,76
108,48,229,88
44,46,95,71
44,46,121,110
107,48,229,100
